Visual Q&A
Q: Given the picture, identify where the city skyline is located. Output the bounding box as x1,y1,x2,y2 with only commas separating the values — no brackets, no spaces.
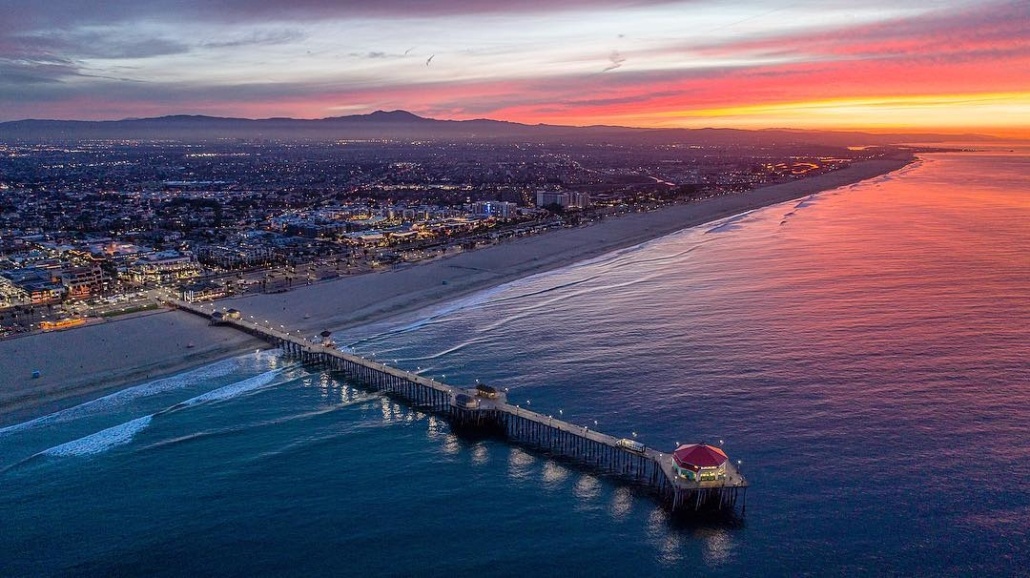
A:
2,0,1028,137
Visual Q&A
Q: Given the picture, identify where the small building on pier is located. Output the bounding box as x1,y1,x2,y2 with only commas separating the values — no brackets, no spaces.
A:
453,393,480,409
672,443,728,482
475,384,500,399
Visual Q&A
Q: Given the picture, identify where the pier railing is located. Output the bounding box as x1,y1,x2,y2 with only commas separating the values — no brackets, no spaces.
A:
173,299,746,515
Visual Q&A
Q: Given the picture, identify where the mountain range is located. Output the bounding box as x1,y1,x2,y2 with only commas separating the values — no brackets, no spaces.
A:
0,110,992,147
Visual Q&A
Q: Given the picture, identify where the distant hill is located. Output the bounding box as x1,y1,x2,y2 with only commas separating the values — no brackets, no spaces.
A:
0,110,994,147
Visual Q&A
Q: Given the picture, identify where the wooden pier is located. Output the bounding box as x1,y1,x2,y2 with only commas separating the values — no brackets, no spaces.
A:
175,300,747,515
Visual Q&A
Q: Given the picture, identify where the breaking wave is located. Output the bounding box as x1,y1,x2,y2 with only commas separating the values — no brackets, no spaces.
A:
38,415,153,457
0,357,246,438
168,369,285,409
705,211,754,234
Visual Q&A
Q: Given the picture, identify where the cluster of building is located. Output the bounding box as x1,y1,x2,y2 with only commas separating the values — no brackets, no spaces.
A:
0,196,546,312
0,238,202,307
0,138,870,334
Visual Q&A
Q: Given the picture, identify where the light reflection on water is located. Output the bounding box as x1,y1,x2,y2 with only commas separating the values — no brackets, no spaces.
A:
470,442,489,465
609,487,635,520
573,474,601,501
647,507,685,565
441,432,461,455
541,460,570,488
700,527,735,567
507,447,536,482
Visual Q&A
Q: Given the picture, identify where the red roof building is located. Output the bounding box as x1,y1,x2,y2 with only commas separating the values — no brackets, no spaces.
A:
672,443,729,482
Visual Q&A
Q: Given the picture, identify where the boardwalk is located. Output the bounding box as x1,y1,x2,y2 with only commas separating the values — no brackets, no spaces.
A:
175,299,747,515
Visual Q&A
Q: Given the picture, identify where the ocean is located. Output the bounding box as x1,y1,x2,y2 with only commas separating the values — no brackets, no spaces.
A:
2,147,1027,576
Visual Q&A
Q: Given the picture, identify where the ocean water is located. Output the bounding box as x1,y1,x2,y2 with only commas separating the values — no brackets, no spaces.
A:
2,148,1028,576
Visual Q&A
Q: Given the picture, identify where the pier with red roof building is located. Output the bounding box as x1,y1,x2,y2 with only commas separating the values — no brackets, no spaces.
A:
178,299,748,516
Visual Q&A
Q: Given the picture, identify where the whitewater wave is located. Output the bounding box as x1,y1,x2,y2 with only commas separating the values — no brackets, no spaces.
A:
17,367,291,463
476,271,664,334
363,246,642,341
38,415,153,457
705,211,754,234
0,356,247,438
146,394,383,455
168,368,285,409
491,275,600,303
343,285,509,348
610,244,700,270
793,195,819,209
396,337,483,363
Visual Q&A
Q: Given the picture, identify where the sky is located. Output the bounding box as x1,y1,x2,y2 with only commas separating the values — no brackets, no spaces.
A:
1,0,1028,136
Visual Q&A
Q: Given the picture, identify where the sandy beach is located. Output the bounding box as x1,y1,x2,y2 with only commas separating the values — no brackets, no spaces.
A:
0,157,911,426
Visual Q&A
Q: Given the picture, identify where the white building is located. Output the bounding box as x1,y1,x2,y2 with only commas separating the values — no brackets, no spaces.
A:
536,190,567,208
471,201,518,220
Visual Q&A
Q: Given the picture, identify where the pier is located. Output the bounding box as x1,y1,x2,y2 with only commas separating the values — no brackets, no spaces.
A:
175,300,747,515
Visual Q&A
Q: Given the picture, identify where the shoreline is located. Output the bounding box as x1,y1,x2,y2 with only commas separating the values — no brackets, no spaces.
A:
0,156,913,426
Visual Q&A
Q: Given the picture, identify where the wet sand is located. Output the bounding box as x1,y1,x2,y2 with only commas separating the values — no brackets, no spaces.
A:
0,157,911,426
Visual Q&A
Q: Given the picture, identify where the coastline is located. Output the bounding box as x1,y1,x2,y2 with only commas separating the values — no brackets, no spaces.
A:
0,156,912,426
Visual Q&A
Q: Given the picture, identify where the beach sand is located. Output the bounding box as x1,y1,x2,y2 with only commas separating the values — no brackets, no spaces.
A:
0,157,910,426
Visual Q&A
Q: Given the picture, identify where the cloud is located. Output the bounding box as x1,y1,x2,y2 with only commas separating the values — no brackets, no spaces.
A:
353,51,390,59
688,0,1030,66
0,55,81,85
602,50,626,72
0,0,1026,132
0,0,683,30
60,34,190,60
201,29,307,50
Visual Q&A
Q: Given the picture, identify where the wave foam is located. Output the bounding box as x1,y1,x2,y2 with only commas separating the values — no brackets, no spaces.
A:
793,196,819,209
344,285,508,347
40,415,153,457
0,357,245,438
705,211,754,234
173,369,284,408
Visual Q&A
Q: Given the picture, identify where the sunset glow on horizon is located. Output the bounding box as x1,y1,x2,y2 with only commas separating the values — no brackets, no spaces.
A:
2,0,1028,137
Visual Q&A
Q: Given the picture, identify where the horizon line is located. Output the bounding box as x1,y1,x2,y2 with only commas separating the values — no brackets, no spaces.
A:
1,110,1018,139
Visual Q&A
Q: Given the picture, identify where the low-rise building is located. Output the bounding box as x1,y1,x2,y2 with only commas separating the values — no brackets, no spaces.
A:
129,250,202,286
60,264,104,299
